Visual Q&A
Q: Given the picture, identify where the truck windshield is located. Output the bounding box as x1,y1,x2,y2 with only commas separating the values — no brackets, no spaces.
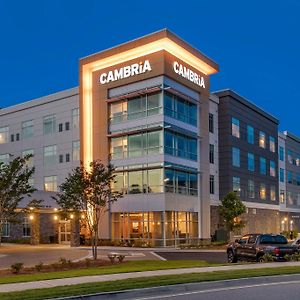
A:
260,235,287,244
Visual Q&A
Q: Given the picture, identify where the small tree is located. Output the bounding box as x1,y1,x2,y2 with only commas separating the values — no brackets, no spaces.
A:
219,192,246,241
55,161,122,259
0,155,35,245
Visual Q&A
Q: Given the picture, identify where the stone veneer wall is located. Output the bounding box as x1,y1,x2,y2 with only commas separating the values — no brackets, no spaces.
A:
1,212,58,244
211,205,280,237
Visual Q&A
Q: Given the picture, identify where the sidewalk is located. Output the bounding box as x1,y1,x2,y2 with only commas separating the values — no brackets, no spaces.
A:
1,261,300,293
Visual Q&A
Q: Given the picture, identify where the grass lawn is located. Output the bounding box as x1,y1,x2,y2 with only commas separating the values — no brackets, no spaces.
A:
0,260,215,284
1,266,300,300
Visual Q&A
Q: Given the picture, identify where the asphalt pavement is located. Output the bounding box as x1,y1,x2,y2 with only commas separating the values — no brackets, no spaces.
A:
63,274,300,300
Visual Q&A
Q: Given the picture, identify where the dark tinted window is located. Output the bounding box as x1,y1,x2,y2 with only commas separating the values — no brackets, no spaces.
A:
248,235,257,244
260,235,287,244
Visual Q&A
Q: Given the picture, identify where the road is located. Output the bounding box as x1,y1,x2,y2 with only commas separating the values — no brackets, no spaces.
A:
71,274,300,299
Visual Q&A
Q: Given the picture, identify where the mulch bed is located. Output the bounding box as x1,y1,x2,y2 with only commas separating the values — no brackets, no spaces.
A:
0,259,114,277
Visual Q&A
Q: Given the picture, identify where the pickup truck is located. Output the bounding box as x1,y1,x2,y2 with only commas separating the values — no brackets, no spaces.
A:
227,233,299,263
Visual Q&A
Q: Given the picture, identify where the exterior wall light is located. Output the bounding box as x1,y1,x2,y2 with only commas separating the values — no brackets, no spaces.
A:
29,215,34,220
54,215,58,221
70,214,74,219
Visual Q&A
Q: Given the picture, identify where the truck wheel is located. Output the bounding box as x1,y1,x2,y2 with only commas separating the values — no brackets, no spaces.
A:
227,250,237,263
257,255,265,263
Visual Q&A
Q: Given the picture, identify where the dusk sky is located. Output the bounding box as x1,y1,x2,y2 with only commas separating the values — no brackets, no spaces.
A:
0,1,299,135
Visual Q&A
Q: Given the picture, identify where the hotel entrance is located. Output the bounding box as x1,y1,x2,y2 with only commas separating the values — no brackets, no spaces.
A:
58,220,71,244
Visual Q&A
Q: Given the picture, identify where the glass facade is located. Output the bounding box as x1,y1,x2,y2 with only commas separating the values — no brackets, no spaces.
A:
164,92,197,126
108,88,199,245
112,211,198,246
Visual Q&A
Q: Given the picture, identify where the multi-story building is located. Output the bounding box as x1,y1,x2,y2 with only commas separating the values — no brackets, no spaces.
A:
213,89,280,235
279,131,300,231
1,29,300,246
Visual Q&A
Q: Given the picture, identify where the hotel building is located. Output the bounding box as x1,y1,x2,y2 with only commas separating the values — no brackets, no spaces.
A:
0,29,299,246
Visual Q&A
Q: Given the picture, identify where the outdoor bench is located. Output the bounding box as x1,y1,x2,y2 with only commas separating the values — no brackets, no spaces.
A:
107,252,130,263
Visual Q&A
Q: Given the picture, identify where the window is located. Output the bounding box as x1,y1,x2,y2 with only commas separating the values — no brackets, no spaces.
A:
209,144,214,164
280,190,285,203
260,157,266,175
231,118,240,138
72,141,80,161
66,153,70,163
210,175,214,194
163,131,197,161
2,221,10,237
280,168,285,183
110,136,128,159
0,154,9,165
247,153,254,171
209,113,214,133
288,171,293,184
297,173,300,186
270,161,276,177
72,108,80,129
44,175,57,192
43,115,56,135
260,183,266,200
0,126,9,144
248,180,255,198
65,122,70,131
279,146,284,161
247,125,254,144
58,123,63,132
232,147,240,167
128,134,143,158
270,185,276,201
259,131,266,148
10,134,14,142
287,149,293,164
269,136,275,152
22,120,34,138
44,145,57,166
23,217,31,237
59,154,63,163
233,176,240,195
164,92,197,126
22,149,34,168
16,133,20,141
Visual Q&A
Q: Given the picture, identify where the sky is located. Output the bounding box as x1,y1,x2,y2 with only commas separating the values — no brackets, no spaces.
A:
0,0,299,134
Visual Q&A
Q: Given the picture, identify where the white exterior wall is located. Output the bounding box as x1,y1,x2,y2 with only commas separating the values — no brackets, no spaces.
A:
209,94,219,204
0,88,80,207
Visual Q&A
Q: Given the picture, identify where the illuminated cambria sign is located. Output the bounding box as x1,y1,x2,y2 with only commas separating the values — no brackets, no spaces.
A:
173,61,205,88
99,60,152,84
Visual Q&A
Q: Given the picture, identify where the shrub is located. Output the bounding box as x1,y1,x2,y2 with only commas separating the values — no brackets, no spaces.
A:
59,257,67,266
85,258,91,267
35,262,44,272
10,263,24,274
261,253,274,262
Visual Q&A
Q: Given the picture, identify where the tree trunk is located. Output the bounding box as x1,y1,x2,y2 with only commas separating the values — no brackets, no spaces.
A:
94,227,98,260
0,220,3,247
